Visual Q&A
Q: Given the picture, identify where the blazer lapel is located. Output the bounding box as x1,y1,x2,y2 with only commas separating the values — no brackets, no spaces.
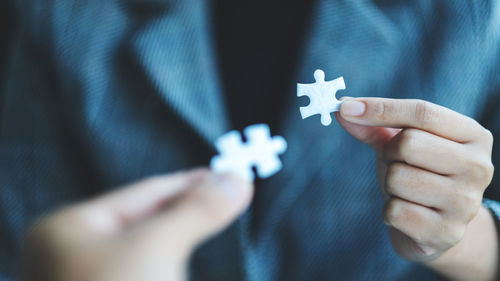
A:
129,0,229,142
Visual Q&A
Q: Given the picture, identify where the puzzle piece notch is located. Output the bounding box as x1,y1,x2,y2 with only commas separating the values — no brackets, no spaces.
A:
210,124,287,181
297,69,346,126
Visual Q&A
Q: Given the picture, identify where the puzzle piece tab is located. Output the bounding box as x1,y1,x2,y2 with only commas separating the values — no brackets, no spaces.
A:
297,69,346,126
210,124,287,181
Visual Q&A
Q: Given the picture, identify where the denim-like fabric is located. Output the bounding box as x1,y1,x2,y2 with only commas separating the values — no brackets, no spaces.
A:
1,1,500,280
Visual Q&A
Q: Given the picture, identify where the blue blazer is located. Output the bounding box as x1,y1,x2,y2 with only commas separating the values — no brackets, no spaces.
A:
1,1,500,280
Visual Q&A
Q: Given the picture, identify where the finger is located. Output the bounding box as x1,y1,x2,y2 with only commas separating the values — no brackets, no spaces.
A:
339,98,486,143
384,198,464,256
73,168,210,235
335,112,400,150
382,129,466,175
377,158,390,199
138,172,253,256
384,162,455,211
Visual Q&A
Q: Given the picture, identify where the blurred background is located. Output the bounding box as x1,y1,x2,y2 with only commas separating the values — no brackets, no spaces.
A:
0,1,500,281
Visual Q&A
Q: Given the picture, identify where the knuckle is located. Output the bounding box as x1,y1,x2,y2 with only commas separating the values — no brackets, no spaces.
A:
411,233,428,247
448,189,481,222
388,162,407,177
397,129,419,157
385,163,405,196
384,199,420,229
483,162,495,183
383,199,399,225
464,206,480,223
452,225,466,245
482,128,494,144
488,163,495,183
461,193,482,221
399,207,421,229
468,158,495,186
460,190,478,207
384,180,396,197
468,191,482,208
374,99,395,122
416,244,439,258
439,223,465,249
414,100,438,126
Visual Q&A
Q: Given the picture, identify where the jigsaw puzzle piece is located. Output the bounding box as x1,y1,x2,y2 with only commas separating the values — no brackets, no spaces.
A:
211,130,254,180
210,124,287,181
253,139,286,178
214,130,243,152
297,69,346,126
244,124,287,179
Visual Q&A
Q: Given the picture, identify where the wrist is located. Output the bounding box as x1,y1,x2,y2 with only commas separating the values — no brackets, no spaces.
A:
426,206,499,281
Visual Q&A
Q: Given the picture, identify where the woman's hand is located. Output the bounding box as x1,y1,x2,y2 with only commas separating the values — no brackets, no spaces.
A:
23,168,253,281
336,98,497,281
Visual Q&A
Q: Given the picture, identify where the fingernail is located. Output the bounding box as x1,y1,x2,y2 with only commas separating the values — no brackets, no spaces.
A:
341,100,366,116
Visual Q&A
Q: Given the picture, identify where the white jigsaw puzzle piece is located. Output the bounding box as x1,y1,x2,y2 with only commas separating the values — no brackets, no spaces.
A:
211,131,253,180
210,124,287,181
244,125,287,178
297,69,346,126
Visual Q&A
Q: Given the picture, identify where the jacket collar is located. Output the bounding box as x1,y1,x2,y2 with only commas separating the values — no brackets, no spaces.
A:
128,0,230,143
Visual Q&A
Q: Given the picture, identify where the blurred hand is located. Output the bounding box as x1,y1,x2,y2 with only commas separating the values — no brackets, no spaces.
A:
336,98,497,280
23,168,253,281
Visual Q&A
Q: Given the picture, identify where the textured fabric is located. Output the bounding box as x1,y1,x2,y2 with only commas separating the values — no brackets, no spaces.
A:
1,1,500,280
214,0,314,130
484,199,500,221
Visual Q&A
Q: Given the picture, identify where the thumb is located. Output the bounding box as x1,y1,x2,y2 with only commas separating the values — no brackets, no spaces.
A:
138,171,253,258
335,99,400,151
